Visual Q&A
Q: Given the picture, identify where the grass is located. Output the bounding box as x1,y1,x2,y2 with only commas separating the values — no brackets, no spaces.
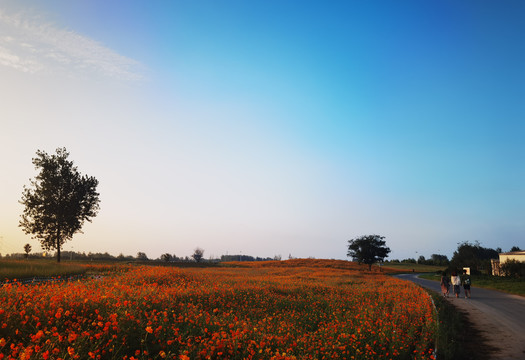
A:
0,259,86,281
430,292,495,360
419,272,525,296
381,263,447,274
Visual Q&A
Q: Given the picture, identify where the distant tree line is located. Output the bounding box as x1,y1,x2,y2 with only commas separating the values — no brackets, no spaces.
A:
385,242,523,277
385,253,450,266
2,247,282,264
220,254,275,262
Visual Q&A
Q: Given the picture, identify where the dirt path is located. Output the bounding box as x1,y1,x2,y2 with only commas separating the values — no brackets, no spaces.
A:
396,273,525,360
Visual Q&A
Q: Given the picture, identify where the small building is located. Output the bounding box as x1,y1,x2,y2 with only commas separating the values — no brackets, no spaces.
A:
491,250,525,276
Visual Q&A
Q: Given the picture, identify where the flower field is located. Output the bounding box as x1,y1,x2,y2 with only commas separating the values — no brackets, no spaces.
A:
0,261,436,359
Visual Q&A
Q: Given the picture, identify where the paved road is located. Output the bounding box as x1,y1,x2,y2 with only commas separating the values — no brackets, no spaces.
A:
396,273,525,360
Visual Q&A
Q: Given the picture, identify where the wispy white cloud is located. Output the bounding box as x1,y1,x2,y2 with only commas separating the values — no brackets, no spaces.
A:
0,9,143,80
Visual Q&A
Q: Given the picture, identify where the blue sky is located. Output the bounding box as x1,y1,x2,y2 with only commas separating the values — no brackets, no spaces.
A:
0,0,523,260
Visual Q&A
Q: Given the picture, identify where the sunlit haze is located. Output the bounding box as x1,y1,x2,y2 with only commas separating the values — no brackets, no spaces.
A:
1,0,523,261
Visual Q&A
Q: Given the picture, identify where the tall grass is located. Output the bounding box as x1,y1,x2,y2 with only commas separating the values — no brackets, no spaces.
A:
0,259,86,281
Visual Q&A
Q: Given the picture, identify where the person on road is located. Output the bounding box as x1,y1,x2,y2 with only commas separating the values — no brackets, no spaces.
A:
440,271,450,297
451,271,461,298
462,269,472,298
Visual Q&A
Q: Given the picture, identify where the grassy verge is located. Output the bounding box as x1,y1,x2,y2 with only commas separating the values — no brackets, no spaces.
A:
0,259,86,281
430,292,495,360
419,272,525,296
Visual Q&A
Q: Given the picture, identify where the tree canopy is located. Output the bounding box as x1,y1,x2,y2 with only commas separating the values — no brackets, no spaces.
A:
450,241,498,274
19,148,100,262
192,247,204,262
23,244,31,258
347,235,391,271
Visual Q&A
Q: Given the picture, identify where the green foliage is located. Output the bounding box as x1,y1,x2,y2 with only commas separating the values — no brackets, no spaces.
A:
192,247,204,262
500,259,525,278
136,252,149,261
160,253,172,262
430,254,450,266
347,234,390,271
23,244,31,258
19,148,100,262
450,241,498,274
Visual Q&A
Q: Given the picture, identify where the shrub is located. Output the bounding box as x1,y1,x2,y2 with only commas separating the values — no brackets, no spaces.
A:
500,259,525,278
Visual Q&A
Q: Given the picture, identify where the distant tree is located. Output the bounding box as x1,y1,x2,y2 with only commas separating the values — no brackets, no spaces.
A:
450,241,498,274
402,258,417,264
510,246,522,252
192,247,204,262
19,148,100,263
23,243,32,258
160,253,172,262
430,254,449,266
347,235,391,271
417,255,426,264
136,252,148,261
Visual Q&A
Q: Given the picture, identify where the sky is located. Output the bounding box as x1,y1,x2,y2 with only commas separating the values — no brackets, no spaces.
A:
0,0,523,261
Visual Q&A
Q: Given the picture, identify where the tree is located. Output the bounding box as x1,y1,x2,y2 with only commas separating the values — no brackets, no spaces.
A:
347,235,391,271
450,241,498,274
430,254,449,266
160,253,172,262
510,246,522,252
136,252,148,261
192,247,204,262
19,148,100,263
23,243,32,259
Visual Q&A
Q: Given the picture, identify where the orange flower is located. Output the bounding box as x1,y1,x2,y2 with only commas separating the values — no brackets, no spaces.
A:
68,332,78,342
0,261,435,360
31,330,44,342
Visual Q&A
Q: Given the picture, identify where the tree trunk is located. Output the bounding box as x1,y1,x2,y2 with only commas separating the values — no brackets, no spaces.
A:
56,230,61,263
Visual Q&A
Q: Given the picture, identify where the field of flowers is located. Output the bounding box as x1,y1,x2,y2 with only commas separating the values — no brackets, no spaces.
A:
0,260,436,359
